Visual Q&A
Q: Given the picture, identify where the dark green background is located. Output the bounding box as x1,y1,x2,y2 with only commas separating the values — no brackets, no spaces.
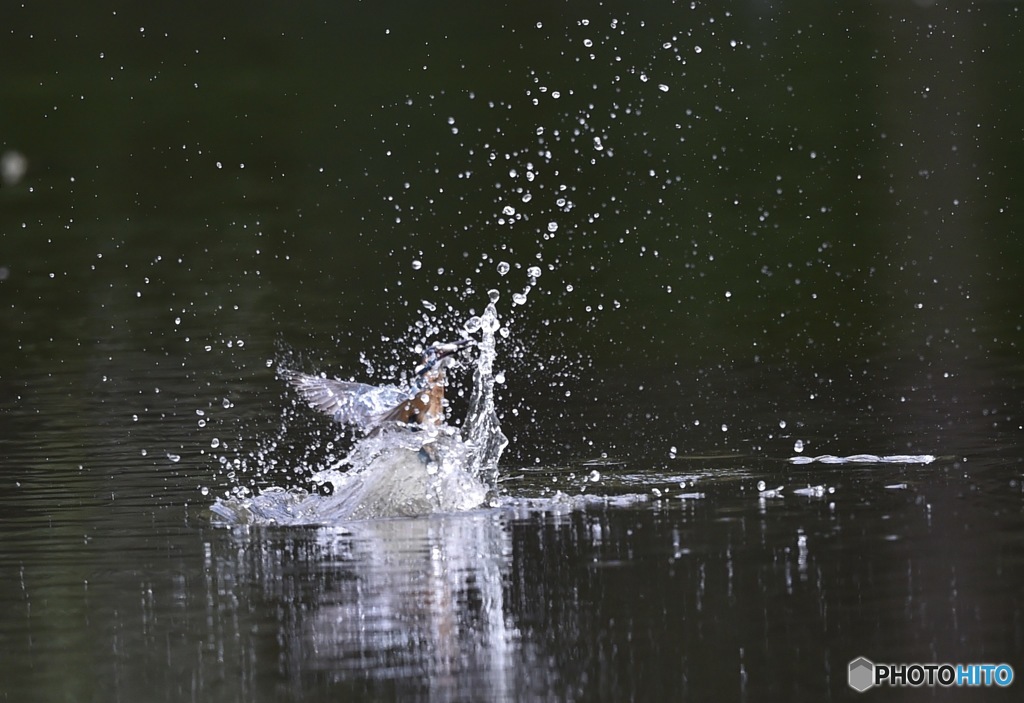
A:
1,2,1022,701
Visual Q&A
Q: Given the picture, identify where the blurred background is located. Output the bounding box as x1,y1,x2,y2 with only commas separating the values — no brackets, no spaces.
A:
1,1,1022,701
2,0,1021,463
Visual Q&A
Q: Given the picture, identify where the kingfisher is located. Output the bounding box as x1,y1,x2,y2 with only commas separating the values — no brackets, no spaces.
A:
281,339,475,433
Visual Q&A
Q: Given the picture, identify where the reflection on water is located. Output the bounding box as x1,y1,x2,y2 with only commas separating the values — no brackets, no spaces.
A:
204,511,567,701
1,439,1021,701
193,463,1023,702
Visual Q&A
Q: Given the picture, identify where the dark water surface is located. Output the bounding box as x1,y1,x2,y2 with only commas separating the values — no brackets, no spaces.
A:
2,2,1023,701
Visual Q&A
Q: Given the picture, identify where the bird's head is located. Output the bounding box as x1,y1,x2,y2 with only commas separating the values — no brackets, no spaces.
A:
415,338,475,377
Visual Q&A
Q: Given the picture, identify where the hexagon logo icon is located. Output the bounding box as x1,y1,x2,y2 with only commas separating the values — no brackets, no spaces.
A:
848,657,875,692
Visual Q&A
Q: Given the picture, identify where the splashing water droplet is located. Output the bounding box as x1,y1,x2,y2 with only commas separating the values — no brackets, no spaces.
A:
463,300,509,483
497,261,510,276
794,439,805,453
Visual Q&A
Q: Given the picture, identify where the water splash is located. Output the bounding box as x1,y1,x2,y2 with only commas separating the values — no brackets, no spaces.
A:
462,292,509,485
211,300,509,526
211,428,490,525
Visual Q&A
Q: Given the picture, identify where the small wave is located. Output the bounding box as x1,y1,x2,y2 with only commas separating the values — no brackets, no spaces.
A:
788,454,936,466
792,484,834,498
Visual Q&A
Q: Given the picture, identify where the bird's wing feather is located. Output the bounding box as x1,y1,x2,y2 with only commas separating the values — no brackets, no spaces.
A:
281,370,408,430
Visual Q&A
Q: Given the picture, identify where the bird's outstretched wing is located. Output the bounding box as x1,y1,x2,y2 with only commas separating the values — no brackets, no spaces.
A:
280,369,409,431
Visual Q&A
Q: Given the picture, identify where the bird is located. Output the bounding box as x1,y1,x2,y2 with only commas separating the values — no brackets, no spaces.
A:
281,339,475,434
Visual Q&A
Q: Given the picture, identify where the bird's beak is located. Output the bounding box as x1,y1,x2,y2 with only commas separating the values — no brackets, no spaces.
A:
433,338,476,360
